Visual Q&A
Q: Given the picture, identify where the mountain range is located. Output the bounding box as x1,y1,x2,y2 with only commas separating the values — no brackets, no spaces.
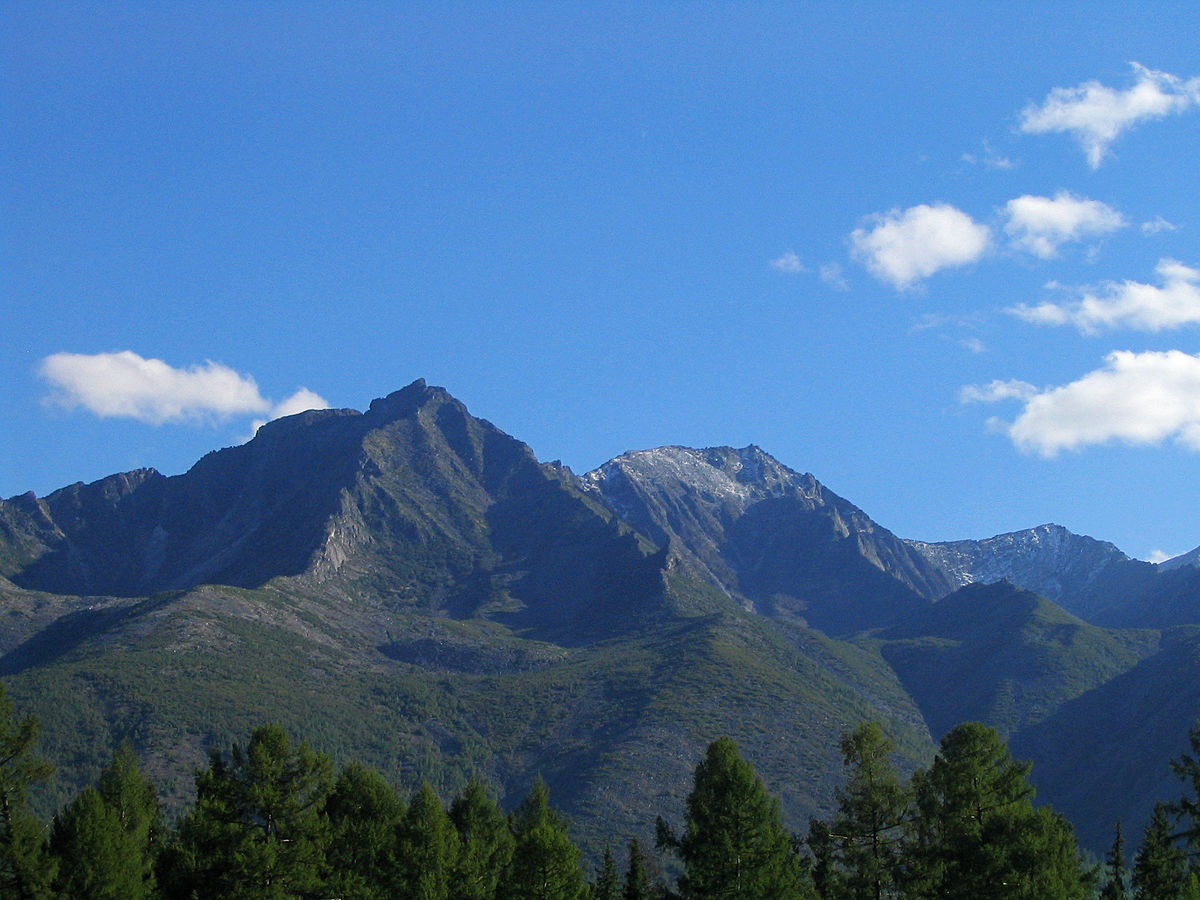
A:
1,379,1197,857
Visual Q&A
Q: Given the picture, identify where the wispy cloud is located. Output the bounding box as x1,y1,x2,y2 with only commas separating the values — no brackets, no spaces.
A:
959,379,1039,404
39,351,329,427
770,251,805,274
1141,216,1177,235
1010,258,1200,333
972,350,1200,456
1002,191,1125,259
819,262,849,291
1019,62,1200,168
850,203,991,290
961,140,1014,170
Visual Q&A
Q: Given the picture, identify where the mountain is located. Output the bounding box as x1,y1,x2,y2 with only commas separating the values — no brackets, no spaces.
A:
0,380,1197,859
583,445,954,635
906,524,1157,621
1160,545,1200,571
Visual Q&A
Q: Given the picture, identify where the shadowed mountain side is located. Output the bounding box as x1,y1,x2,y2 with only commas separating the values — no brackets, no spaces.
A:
1011,626,1200,853
873,581,1158,739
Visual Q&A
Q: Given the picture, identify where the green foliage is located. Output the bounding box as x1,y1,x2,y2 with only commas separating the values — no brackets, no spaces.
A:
1133,804,1189,900
1172,719,1200,869
592,846,620,900
830,721,909,900
324,761,404,900
661,736,811,900
904,721,1089,900
49,741,161,899
1100,821,1130,900
451,778,515,900
160,723,334,899
398,782,461,900
501,776,586,900
0,684,56,899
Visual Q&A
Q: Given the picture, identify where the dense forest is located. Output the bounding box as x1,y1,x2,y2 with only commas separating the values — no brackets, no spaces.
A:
1,684,1198,900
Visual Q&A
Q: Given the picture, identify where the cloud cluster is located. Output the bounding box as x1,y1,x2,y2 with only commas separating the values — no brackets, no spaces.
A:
1002,192,1125,259
1011,258,1200,333
994,350,1200,456
40,351,328,429
1020,62,1200,168
770,251,805,274
850,204,991,290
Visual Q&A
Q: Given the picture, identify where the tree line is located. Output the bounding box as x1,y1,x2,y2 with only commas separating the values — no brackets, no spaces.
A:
1,683,1199,899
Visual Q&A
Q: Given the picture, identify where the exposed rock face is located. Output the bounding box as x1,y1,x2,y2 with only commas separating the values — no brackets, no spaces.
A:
584,445,955,634
906,524,1156,620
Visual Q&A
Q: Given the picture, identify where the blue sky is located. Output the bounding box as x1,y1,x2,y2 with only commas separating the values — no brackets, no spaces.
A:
3,3,1198,561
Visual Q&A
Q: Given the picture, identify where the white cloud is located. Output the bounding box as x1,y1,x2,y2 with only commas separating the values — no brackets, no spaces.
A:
1009,258,1200,333
819,262,849,291
39,351,328,427
1148,549,1173,564
961,140,1014,170
1003,191,1125,259
1019,62,1200,168
770,251,805,273
850,203,991,290
992,350,1200,456
1141,216,1177,235
959,379,1039,404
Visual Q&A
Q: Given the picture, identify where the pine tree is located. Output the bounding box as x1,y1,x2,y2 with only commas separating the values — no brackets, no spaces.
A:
623,838,654,900
499,776,586,900
658,737,810,900
1133,803,1188,900
592,846,620,900
159,722,334,900
50,742,161,899
451,778,515,900
904,721,1089,900
1100,821,1130,900
1172,720,1200,875
324,761,404,900
398,782,461,900
0,684,56,900
831,721,908,900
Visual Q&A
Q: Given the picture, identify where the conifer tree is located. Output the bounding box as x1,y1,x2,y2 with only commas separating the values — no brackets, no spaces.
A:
1100,821,1129,900
831,721,908,900
451,778,515,900
1133,803,1188,900
50,742,161,899
499,776,586,900
1172,720,1200,874
0,684,56,900
592,846,620,900
657,736,810,900
159,722,334,900
622,837,655,900
398,782,461,900
903,721,1088,900
324,761,404,900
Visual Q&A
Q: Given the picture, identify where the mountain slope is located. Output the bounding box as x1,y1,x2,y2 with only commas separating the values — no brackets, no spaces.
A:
584,445,953,635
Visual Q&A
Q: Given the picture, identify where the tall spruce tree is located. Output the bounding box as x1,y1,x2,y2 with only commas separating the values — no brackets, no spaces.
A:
1172,720,1200,875
451,779,515,900
50,742,161,899
622,838,655,900
1133,803,1189,900
159,722,334,900
592,846,621,900
0,684,56,900
1100,821,1130,900
904,721,1089,900
831,721,908,900
657,737,810,900
324,761,404,900
397,782,460,900
499,776,586,900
